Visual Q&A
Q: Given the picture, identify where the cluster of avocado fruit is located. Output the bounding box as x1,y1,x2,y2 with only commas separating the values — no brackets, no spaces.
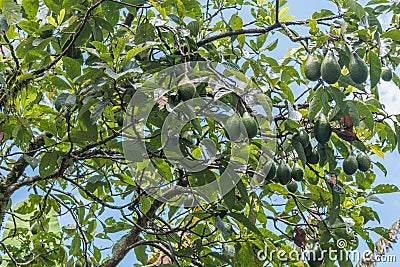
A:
225,111,259,140
304,49,392,84
260,111,371,193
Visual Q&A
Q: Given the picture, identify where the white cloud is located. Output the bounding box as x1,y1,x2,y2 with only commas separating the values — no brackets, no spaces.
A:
378,80,400,115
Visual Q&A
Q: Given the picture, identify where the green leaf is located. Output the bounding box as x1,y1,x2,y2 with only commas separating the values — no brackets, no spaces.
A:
229,212,262,236
354,100,374,131
292,139,307,167
329,191,340,226
381,29,400,42
39,151,62,177
371,184,400,194
308,88,323,120
134,22,156,44
2,0,23,25
343,0,366,19
22,0,39,19
134,243,148,264
229,13,243,31
101,1,120,26
90,100,109,123
369,51,381,88
63,57,81,79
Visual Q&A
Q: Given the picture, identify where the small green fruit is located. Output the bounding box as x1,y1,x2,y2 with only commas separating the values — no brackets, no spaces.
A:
178,83,196,101
263,159,277,181
304,54,322,81
287,180,298,193
242,112,258,138
116,115,124,126
343,153,358,175
291,162,304,181
31,223,39,235
349,52,368,84
225,115,242,141
40,29,53,39
304,144,312,157
75,261,83,267
308,246,324,267
277,160,291,185
293,129,310,148
314,113,332,144
356,152,371,172
321,50,341,84
307,148,320,165
381,67,392,82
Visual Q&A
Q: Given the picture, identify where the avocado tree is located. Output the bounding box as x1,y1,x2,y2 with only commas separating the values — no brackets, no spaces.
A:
0,0,400,266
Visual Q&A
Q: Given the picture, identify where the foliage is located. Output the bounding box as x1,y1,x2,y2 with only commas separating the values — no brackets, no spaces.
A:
0,0,399,266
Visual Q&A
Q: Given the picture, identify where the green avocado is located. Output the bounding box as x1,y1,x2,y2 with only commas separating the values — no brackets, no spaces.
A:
349,52,368,84
40,29,53,39
304,143,312,157
307,148,320,165
75,261,83,267
263,159,277,181
308,246,324,267
178,83,196,101
291,162,304,181
287,180,298,193
343,153,358,175
381,67,392,82
356,152,371,172
304,54,322,81
314,113,332,144
293,129,310,148
277,160,291,185
31,223,39,235
321,50,341,84
242,112,258,138
225,114,242,141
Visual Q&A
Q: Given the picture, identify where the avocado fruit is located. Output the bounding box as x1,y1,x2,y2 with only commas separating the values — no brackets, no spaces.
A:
349,52,368,84
293,129,310,148
381,67,392,82
304,144,312,157
291,162,304,181
277,160,291,185
321,50,341,84
178,84,196,101
314,113,332,144
225,114,242,141
307,148,320,165
31,223,39,235
242,112,258,138
263,159,277,181
356,152,371,172
308,246,324,267
304,54,322,81
343,153,358,175
287,180,298,193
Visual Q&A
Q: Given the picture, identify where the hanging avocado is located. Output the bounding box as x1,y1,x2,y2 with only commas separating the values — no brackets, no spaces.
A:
178,83,196,101
291,162,304,181
321,50,341,84
314,113,332,144
263,159,277,181
307,148,320,165
225,115,242,141
356,152,371,172
242,112,258,138
381,66,392,82
286,180,298,193
293,129,310,148
307,245,324,267
304,54,322,81
343,153,358,175
277,160,291,185
349,52,368,84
